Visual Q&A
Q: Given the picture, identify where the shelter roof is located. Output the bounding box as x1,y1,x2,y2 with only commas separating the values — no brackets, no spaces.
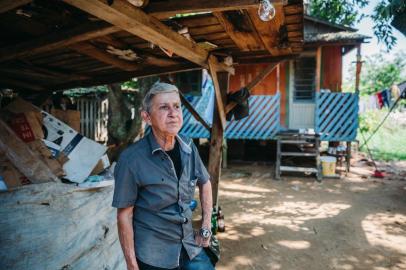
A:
0,0,305,94
304,31,370,44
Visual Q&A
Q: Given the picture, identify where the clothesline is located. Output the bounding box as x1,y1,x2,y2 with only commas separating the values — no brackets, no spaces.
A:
358,85,403,114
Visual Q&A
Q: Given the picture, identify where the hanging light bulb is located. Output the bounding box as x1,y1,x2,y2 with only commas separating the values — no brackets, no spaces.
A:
258,0,276,22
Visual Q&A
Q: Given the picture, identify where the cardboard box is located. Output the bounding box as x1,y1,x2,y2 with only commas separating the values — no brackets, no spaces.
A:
91,154,111,175
42,111,107,183
2,99,44,143
50,109,81,132
0,155,31,189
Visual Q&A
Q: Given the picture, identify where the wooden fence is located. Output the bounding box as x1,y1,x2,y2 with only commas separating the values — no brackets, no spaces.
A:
76,98,108,143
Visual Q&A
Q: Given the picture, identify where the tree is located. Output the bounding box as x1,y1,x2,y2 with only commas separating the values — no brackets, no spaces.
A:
309,0,368,27
353,52,406,95
309,0,406,50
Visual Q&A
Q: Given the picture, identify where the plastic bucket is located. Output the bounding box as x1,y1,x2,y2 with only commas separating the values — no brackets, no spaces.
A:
320,156,337,176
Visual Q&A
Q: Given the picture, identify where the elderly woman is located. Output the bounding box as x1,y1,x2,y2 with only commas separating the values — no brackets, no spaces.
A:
112,82,215,270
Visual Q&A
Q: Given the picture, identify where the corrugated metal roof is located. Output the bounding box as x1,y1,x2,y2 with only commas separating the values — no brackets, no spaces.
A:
180,93,281,140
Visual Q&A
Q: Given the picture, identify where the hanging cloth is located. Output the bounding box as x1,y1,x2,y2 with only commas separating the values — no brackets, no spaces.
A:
376,92,384,109
226,87,250,121
381,89,391,107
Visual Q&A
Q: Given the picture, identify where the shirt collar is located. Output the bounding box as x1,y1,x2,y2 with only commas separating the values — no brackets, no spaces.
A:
148,130,192,155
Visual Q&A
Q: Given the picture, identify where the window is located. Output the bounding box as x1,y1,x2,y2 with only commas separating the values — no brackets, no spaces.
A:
294,57,316,101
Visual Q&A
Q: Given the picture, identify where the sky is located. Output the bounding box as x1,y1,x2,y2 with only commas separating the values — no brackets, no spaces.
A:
342,0,406,82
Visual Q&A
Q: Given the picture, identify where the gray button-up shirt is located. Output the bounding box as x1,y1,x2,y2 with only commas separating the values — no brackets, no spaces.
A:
112,131,210,268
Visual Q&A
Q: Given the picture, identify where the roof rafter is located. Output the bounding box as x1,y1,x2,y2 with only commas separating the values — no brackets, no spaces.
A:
146,0,262,19
0,22,120,63
0,0,31,14
63,0,210,68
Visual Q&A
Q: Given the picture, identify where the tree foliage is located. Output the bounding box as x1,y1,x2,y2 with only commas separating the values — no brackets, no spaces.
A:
357,52,406,95
309,0,406,50
309,0,368,26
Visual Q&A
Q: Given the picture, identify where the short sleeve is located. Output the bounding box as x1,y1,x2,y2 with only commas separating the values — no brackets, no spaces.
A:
192,142,210,185
112,154,138,208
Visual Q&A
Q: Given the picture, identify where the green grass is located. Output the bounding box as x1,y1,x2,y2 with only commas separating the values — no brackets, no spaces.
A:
358,109,406,161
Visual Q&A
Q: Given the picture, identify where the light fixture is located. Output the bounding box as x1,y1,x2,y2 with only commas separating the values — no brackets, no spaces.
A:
258,0,276,22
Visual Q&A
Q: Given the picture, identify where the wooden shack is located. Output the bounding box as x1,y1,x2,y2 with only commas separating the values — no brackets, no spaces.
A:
0,1,305,268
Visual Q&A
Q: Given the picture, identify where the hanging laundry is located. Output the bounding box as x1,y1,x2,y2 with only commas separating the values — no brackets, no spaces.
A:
376,92,384,109
381,89,391,107
226,87,250,121
358,99,366,114
391,84,401,101
368,95,378,110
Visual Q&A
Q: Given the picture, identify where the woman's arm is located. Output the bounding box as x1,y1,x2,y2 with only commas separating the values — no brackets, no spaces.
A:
117,207,139,270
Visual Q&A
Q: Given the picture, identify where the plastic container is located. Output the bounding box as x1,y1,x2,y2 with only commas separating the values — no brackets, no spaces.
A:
320,156,337,176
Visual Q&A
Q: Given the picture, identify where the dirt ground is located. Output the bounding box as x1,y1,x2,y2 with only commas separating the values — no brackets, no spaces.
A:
214,156,406,270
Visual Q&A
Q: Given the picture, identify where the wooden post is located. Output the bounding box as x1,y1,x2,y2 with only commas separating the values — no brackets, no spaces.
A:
315,46,322,92
346,141,351,173
355,44,362,94
276,63,280,93
208,71,229,208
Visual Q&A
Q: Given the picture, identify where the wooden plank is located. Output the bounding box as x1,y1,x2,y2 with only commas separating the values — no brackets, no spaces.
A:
208,55,227,130
283,4,304,15
0,22,120,63
50,63,202,91
281,152,317,157
146,0,262,19
175,15,220,28
94,35,180,67
179,93,211,131
0,118,58,183
315,46,322,92
70,42,141,71
63,0,209,68
208,71,229,207
213,11,265,51
188,24,225,36
246,6,285,56
280,166,318,173
355,44,362,93
225,62,279,113
0,0,31,14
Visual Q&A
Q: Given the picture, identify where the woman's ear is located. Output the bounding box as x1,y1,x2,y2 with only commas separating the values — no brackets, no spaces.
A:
141,110,151,125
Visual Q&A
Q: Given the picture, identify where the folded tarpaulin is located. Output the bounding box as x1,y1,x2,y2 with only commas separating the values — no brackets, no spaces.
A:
0,182,125,270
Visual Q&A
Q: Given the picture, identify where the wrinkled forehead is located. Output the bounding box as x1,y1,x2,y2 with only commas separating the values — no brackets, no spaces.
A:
151,91,181,105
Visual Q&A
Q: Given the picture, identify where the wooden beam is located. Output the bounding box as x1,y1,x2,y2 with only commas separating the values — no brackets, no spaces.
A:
355,44,362,94
315,46,322,92
0,22,120,63
213,11,265,52
146,0,262,19
179,93,211,131
63,0,209,67
70,42,141,71
208,71,229,207
50,63,201,91
94,35,180,67
208,55,227,130
0,0,31,14
225,61,279,113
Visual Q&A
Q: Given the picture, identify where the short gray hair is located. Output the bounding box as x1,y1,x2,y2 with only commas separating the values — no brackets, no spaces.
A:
142,82,179,112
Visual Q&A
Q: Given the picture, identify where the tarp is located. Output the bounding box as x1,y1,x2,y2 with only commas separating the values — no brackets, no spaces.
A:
0,183,125,270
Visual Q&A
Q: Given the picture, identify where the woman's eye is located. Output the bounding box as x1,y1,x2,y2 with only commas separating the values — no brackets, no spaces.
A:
160,105,169,110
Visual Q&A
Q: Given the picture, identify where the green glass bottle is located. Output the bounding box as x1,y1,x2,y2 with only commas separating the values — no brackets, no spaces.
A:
211,207,218,235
